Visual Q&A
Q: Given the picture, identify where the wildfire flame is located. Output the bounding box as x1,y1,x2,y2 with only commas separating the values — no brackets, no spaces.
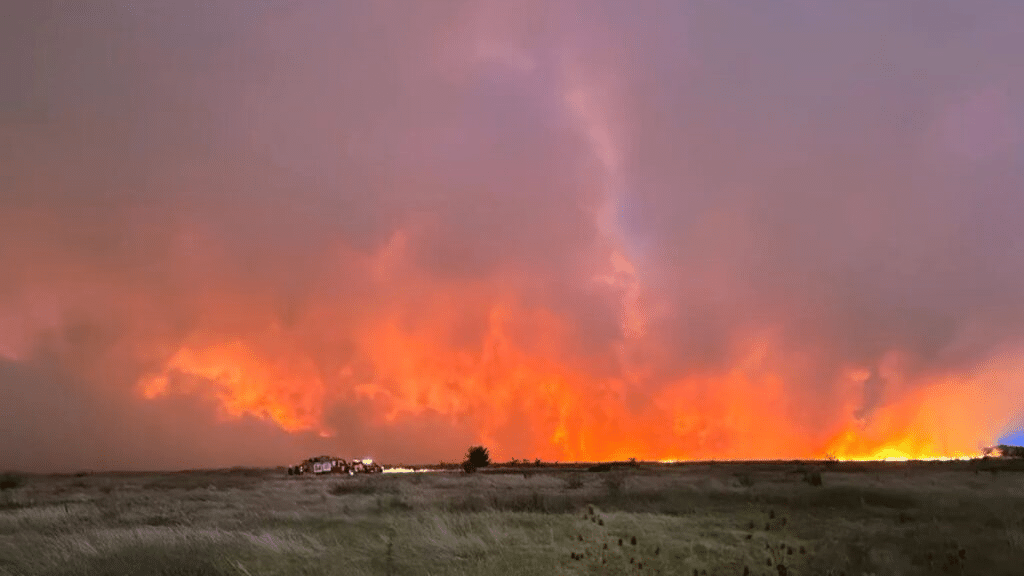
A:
128,63,1024,462
137,294,1019,461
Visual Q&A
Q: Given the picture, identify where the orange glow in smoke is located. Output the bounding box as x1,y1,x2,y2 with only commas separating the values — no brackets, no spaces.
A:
822,358,1022,461
141,340,326,433
137,297,1017,461
134,65,1022,464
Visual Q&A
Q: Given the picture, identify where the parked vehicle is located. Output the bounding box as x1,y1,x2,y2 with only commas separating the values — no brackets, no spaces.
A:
287,456,383,476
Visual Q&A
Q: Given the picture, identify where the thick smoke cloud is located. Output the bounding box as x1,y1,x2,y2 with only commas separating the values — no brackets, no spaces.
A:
1,1,1022,471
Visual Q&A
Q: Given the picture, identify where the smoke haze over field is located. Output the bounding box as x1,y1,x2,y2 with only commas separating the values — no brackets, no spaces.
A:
1,1,1023,471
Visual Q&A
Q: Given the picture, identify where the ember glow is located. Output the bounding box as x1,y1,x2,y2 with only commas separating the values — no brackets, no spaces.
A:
2,2,1023,471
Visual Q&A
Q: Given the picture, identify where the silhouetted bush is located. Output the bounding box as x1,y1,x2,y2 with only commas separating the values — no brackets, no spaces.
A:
466,446,491,468
51,542,234,576
803,470,823,487
736,473,755,487
462,460,477,474
824,453,839,470
603,472,625,498
564,473,584,489
0,473,24,491
329,480,396,496
997,445,1024,458
811,486,917,510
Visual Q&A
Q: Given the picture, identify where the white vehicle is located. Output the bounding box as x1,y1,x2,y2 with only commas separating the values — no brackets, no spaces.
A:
287,456,383,476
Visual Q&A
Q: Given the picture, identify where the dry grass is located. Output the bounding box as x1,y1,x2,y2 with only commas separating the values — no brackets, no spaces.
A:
0,462,1022,575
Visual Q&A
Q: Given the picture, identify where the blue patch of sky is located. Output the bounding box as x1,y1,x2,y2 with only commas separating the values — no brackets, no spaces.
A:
1000,429,1024,446
998,410,1024,446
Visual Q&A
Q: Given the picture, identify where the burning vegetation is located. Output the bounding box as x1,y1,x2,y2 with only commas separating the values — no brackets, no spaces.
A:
982,445,1024,459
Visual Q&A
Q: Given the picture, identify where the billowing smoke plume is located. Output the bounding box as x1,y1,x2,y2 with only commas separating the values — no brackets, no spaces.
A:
2,1,1022,471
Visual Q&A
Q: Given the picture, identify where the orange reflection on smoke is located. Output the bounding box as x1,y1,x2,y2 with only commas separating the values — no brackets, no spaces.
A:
141,339,325,433
822,364,1020,461
136,290,1022,462
350,301,584,453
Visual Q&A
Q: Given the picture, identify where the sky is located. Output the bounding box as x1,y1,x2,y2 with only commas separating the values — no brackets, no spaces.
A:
1,1,1023,472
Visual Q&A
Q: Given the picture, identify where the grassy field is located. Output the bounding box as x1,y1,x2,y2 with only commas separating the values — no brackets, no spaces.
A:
1,460,1023,575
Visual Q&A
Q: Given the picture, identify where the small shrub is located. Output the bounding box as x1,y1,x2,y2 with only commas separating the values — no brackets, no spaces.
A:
603,472,626,498
462,460,477,474
382,495,413,511
0,473,24,491
803,470,823,487
466,446,491,469
58,542,235,576
144,515,180,527
486,491,573,513
824,453,839,470
813,486,916,510
328,481,387,496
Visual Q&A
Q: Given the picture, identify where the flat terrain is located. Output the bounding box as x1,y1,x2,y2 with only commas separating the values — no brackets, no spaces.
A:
1,460,1023,575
